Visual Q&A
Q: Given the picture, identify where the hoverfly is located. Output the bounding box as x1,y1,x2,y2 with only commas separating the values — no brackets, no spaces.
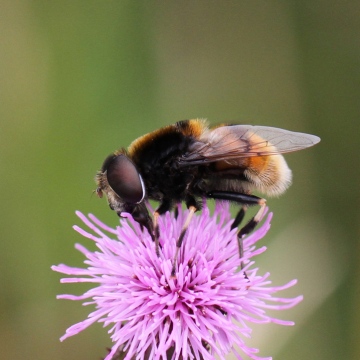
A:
96,119,320,275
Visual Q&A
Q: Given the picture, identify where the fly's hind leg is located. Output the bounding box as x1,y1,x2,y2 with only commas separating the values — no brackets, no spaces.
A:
234,201,267,273
207,191,267,273
231,205,248,230
231,205,248,270
238,200,266,238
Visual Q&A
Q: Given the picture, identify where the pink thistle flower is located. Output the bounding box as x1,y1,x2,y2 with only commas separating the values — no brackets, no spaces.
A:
52,203,302,360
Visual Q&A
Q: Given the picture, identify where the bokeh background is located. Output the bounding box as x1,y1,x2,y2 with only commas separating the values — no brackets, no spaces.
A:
1,1,359,359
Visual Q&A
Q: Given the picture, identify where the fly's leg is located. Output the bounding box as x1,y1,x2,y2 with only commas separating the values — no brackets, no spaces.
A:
171,197,199,277
153,200,172,257
207,191,267,275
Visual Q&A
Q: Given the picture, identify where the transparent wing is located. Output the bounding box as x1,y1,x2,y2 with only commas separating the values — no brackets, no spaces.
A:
178,125,320,165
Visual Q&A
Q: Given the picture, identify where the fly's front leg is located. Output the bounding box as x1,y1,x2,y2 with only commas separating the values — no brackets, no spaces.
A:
123,203,155,244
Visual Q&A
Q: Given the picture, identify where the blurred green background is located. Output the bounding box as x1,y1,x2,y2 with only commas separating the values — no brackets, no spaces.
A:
1,1,359,359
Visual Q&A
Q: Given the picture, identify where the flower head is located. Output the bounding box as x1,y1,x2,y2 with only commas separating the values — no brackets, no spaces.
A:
52,203,302,360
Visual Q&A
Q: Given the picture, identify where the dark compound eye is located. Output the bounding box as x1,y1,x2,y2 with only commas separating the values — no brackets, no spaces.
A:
106,155,145,204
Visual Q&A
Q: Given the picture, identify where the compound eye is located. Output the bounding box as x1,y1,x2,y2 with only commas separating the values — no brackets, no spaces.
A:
106,155,145,204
